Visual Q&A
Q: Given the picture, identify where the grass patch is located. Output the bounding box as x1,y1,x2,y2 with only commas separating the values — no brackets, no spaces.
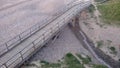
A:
109,46,117,54
64,53,85,68
77,54,91,64
22,53,108,68
98,0,120,24
41,61,61,68
92,64,108,68
110,47,115,51
41,63,61,68
41,60,49,64
24,53,85,68
96,40,104,48
22,63,36,67
88,4,95,13
95,0,109,3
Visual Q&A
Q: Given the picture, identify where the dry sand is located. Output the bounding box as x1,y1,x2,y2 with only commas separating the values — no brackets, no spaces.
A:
30,26,100,64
